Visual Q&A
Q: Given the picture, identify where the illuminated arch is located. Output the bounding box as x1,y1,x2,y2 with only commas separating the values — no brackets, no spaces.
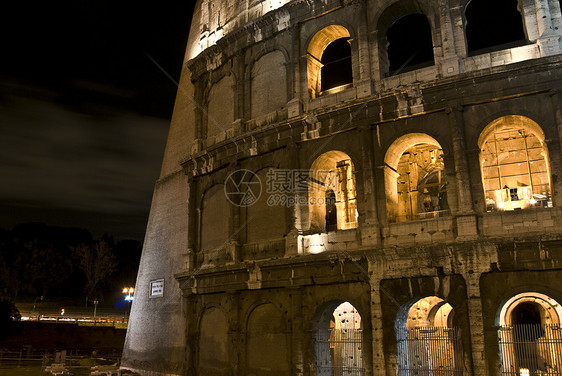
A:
478,115,552,212
313,301,365,376
497,292,562,374
497,292,562,326
309,151,358,232
395,296,463,374
384,134,448,222
307,25,352,98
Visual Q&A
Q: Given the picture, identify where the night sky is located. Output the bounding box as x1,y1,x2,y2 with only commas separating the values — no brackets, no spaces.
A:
1,1,195,241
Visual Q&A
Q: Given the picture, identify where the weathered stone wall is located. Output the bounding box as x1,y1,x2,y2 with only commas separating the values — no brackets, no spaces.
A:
123,0,562,375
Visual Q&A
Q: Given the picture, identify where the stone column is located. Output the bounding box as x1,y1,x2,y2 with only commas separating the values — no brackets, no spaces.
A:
359,124,381,247
185,294,198,376
550,89,562,206
228,164,242,264
439,0,462,76
447,106,479,239
535,0,554,36
226,292,242,376
355,0,373,97
288,24,303,118
463,271,488,376
534,0,561,55
370,276,386,376
290,288,305,376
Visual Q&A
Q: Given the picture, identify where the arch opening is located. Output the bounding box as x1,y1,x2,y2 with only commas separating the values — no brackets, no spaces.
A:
395,297,463,375
247,303,290,375
309,151,358,232
386,14,435,76
314,301,364,376
320,38,353,92
307,26,352,98
465,0,527,55
497,293,562,375
479,116,552,212
384,134,448,223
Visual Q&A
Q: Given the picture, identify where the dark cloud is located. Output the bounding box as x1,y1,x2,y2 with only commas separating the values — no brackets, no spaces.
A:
0,1,194,240
0,89,168,239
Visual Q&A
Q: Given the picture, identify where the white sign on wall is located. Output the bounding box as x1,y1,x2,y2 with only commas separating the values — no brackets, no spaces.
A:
150,279,164,298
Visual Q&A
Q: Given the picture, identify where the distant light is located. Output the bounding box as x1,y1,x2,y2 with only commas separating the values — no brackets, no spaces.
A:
530,198,537,205
124,295,134,302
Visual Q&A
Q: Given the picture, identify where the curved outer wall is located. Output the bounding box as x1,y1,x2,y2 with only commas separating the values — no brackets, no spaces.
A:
122,0,562,375
120,4,201,375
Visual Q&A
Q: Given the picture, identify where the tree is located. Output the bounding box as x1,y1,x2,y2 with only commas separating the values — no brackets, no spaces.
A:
76,240,117,305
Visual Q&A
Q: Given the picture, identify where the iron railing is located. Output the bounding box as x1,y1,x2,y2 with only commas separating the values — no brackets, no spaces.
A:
498,324,562,375
315,328,365,376
397,326,464,376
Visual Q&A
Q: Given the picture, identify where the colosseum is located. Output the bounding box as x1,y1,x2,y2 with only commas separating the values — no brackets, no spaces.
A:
121,0,562,375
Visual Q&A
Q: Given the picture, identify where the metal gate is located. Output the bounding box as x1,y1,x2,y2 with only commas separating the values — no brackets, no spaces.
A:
314,328,365,376
498,324,562,375
397,326,464,376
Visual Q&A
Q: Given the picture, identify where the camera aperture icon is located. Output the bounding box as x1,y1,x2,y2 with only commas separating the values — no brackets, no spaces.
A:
224,169,262,207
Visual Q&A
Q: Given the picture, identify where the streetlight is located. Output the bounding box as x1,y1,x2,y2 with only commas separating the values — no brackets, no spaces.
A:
123,287,134,319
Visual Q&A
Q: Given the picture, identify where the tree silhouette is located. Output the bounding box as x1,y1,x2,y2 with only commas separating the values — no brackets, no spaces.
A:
76,240,117,305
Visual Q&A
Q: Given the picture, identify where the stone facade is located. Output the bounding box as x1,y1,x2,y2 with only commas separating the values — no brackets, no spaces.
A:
121,0,562,375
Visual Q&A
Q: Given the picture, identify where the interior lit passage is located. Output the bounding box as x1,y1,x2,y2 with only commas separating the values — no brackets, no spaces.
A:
465,0,527,55
309,151,358,232
386,14,435,75
385,134,448,223
479,116,552,212
497,293,562,376
307,26,352,98
314,302,364,376
396,297,463,376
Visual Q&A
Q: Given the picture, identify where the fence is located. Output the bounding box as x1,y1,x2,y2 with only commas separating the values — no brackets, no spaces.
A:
498,324,562,375
315,328,365,376
396,326,464,376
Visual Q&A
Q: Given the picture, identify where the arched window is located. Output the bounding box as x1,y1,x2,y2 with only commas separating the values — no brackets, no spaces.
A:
309,151,358,232
465,0,526,55
307,26,352,98
314,301,364,376
396,296,463,375
498,293,562,375
479,116,552,212
251,51,287,119
207,75,235,143
320,38,352,92
385,134,448,223
200,185,231,267
386,14,434,75
198,308,229,374
247,304,290,375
